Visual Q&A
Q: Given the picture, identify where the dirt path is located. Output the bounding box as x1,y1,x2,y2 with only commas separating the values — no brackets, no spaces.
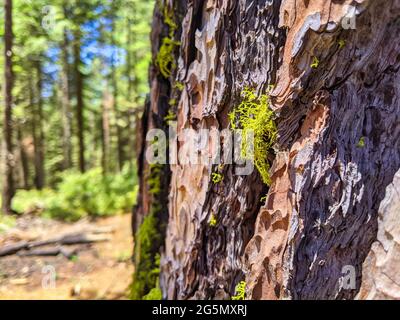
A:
0,214,133,300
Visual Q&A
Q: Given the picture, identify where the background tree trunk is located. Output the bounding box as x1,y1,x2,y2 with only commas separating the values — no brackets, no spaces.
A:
73,29,85,173
61,28,73,170
2,0,15,214
33,61,45,189
134,0,400,300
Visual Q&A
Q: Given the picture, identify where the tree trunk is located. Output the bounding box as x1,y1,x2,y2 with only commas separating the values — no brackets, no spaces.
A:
1,0,15,214
101,88,112,175
73,29,85,173
134,0,400,300
111,16,124,172
61,28,73,170
17,124,29,189
33,61,45,189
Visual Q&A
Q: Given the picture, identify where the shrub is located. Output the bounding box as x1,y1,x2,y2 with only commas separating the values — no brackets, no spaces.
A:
12,165,138,222
0,214,16,234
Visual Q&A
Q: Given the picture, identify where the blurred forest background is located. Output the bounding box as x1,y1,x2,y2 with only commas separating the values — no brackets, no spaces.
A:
0,0,154,227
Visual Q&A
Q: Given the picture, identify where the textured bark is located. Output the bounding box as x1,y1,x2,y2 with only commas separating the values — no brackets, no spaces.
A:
357,169,400,300
135,0,400,300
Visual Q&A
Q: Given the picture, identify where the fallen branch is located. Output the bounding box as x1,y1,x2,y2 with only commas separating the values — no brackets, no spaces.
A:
0,232,111,258
28,233,111,248
0,241,28,257
17,246,77,259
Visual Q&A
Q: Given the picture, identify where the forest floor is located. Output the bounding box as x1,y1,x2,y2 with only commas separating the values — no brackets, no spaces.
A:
0,214,133,300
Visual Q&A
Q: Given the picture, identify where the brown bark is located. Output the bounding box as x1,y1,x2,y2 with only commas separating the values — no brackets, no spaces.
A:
135,0,400,300
1,0,15,215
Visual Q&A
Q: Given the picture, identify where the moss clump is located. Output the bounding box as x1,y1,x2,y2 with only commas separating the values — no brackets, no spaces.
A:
164,110,177,125
357,136,365,148
229,88,277,185
156,37,180,78
130,213,162,300
174,81,184,91
310,56,320,69
143,286,162,300
148,164,162,195
209,213,217,227
211,172,223,184
130,161,167,300
260,195,267,204
231,281,246,300
155,4,180,78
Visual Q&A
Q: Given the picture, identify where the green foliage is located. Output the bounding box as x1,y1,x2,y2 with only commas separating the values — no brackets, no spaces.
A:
231,281,246,300
357,136,366,148
311,56,320,69
229,88,277,185
130,214,162,300
0,214,16,234
12,165,138,221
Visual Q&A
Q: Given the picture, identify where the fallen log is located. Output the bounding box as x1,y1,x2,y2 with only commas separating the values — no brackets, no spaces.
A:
0,232,111,258
0,241,28,257
28,233,111,248
17,246,77,259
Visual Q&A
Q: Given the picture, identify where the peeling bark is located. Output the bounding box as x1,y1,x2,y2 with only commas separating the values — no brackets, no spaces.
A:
135,0,400,300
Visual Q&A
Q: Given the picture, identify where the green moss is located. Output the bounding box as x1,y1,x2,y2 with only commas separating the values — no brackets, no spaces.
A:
168,98,177,107
155,4,180,78
211,172,223,184
148,164,162,195
174,81,184,91
164,110,177,125
231,281,246,300
310,56,320,69
357,136,365,148
130,213,162,300
209,213,217,227
162,3,177,31
156,37,180,78
143,286,162,300
229,88,277,185
130,162,166,300
338,39,346,49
